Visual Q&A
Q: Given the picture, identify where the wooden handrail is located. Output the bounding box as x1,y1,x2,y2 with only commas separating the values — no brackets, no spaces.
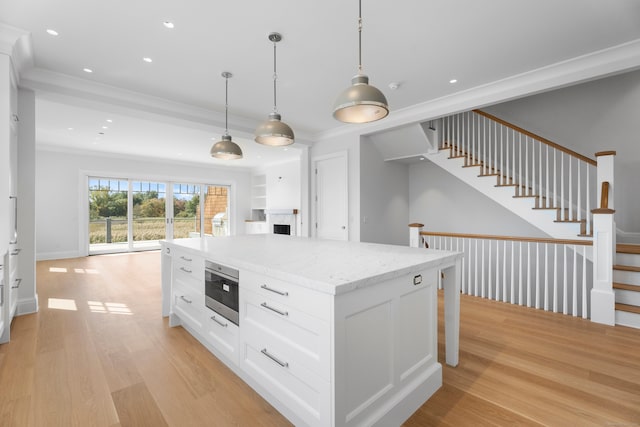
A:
419,230,592,246
600,181,609,209
473,109,597,166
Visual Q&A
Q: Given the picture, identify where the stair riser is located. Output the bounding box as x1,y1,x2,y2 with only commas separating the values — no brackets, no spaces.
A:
613,270,640,284
614,289,640,306
616,253,640,267
615,310,640,329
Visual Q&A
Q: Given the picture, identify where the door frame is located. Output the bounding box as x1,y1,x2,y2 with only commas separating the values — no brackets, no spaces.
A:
311,151,349,240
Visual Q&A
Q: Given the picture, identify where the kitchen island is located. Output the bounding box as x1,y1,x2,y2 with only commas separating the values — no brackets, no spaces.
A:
161,234,462,427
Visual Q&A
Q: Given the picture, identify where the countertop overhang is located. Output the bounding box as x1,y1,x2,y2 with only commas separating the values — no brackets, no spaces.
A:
162,235,462,295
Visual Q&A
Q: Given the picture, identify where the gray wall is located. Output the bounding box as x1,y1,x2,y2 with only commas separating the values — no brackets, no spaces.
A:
360,139,410,246
409,161,546,237
484,69,640,234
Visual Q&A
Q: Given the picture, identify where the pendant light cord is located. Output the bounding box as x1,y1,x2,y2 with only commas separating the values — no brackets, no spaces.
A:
224,75,229,136
273,41,278,113
358,0,362,74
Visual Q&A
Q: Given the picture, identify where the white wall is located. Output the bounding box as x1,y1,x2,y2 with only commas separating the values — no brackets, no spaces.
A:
36,149,252,259
360,138,410,246
409,161,546,237
311,132,361,241
266,159,301,210
484,69,640,234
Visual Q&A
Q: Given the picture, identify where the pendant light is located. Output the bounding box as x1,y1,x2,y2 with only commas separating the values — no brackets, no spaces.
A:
333,0,389,123
211,72,243,160
255,32,295,146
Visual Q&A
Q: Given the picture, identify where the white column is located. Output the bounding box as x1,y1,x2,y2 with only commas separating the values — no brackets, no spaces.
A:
409,223,424,248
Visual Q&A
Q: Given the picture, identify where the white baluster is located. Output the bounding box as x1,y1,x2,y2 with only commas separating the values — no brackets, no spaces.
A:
581,246,587,319
577,161,582,223
561,153,565,220
474,239,479,296
545,145,550,208
543,243,548,311
532,139,537,199
518,241,523,305
563,245,568,315
527,242,533,308
573,245,578,316
569,157,573,221
535,242,540,309
553,244,558,312
481,239,486,298
553,150,558,209
502,240,507,302
538,141,542,207
510,241,515,304
495,240,500,301
586,166,591,235
525,137,529,195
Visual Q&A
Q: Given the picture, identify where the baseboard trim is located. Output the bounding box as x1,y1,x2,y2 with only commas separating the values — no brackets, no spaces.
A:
36,250,81,261
17,294,38,315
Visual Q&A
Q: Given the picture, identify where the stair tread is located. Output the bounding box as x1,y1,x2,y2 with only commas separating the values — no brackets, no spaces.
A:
613,264,640,272
617,244,640,255
615,303,640,315
614,282,640,292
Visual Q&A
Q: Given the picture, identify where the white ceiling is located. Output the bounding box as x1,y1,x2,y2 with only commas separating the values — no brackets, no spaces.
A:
2,0,640,168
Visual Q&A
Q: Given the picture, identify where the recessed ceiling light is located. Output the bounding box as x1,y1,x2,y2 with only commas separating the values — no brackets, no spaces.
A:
419,157,425,161
106,119,113,123
83,68,93,73
46,29,59,36
388,82,400,90
102,126,108,129
143,57,153,63
449,79,458,84
67,127,74,131
163,21,175,29
283,148,289,151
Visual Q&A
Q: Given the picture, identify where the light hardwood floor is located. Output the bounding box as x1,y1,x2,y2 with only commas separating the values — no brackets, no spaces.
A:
1,252,639,426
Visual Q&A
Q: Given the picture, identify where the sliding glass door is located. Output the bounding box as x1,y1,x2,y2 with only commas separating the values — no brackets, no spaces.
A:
132,181,166,250
89,178,129,252
88,177,230,254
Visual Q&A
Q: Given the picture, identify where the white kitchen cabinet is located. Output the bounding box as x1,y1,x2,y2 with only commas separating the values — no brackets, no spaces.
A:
244,221,268,234
162,236,462,427
169,248,204,334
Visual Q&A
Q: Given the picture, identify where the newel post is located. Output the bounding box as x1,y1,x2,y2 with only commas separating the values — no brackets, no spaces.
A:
409,223,424,248
591,151,616,325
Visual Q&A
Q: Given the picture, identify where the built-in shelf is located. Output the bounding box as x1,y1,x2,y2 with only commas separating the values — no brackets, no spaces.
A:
251,174,267,209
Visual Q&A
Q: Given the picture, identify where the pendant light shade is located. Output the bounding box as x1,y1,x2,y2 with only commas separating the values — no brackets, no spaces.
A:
333,0,389,123
255,32,295,146
211,72,243,160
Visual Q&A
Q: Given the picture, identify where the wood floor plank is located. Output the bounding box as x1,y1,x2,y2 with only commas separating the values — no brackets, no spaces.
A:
111,382,169,427
2,252,639,426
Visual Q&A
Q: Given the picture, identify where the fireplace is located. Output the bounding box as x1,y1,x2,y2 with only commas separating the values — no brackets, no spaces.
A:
273,224,291,235
266,209,298,236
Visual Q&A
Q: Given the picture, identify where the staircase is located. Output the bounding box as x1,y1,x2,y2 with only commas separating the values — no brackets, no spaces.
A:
424,110,597,241
614,244,640,328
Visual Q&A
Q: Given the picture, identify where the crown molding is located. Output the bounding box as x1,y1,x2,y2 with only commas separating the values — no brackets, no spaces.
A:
0,23,34,80
20,67,315,144
313,38,640,143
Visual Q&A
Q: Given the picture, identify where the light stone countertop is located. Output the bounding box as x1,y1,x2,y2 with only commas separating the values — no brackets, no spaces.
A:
162,234,462,295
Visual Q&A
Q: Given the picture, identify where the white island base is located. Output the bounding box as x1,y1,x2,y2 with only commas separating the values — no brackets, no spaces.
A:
162,235,462,427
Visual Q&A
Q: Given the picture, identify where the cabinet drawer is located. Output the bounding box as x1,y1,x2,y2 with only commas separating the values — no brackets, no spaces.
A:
240,269,331,321
173,263,203,293
203,310,239,366
241,342,330,427
241,289,330,381
173,249,204,272
172,285,204,333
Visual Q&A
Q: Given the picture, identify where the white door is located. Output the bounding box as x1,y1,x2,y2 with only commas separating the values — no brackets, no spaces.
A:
313,152,348,240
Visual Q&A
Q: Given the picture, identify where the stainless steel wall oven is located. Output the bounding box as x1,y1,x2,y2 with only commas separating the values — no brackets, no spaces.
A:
204,261,239,326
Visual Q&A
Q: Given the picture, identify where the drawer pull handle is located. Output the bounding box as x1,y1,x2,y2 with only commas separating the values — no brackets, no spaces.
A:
210,315,228,328
261,348,289,368
179,295,192,304
11,248,21,256
180,267,192,274
260,302,288,317
260,284,288,296
180,256,192,262
12,278,22,289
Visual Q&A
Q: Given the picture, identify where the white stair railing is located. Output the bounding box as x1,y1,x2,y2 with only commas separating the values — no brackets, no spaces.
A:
442,110,597,237
409,227,593,318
